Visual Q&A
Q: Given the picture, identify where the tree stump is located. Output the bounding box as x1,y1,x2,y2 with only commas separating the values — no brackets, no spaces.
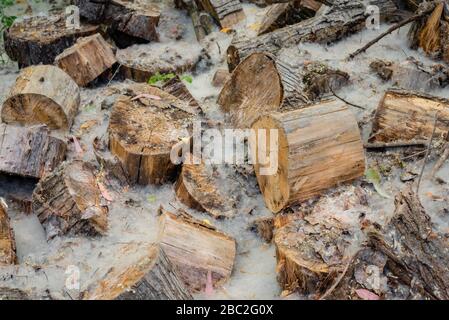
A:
74,0,160,48
251,99,365,213
55,33,117,87
0,124,67,179
161,75,202,115
218,53,284,128
108,84,194,185
0,201,16,265
1,65,80,131
227,0,398,70
82,244,193,300
32,160,109,239
371,89,449,143
197,0,246,28
158,208,236,292
3,14,100,68
175,153,236,218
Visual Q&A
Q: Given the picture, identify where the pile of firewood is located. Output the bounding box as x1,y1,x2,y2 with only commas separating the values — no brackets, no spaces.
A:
0,0,449,300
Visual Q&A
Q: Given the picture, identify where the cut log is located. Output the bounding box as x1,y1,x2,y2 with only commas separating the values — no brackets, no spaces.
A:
55,33,117,87
251,99,365,213
161,75,202,115
74,0,161,48
258,0,321,35
176,0,214,41
175,153,236,218
249,216,274,243
218,53,283,128
32,160,109,239
1,65,80,131
93,137,129,187
116,42,203,82
212,69,230,87
197,0,246,28
0,124,67,179
108,84,194,185
82,243,193,300
3,14,100,68
227,0,398,70
371,89,449,143
0,201,16,265
158,208,236,292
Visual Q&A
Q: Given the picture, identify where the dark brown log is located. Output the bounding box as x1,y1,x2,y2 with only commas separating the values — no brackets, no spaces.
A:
197,0,246,28
82,243,193,300
227,0,398,70
0,124,67,179
174,153,236,218
108,83,194,185
55,33,117,87
1,65,80,131
32,160,109,239
0,201,16,265
371,89,449,143
3,14,100,68
258,0,321,35
161,75,202,115
158,208,236,292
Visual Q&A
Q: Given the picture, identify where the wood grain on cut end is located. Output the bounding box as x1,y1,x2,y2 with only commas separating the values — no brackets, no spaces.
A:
1,65,80,131
251,99,365,213
158,208,236,292
218,52,283,128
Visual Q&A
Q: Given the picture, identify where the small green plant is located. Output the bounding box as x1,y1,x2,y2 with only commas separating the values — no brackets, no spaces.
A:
148,72,193,86
0,0,16,32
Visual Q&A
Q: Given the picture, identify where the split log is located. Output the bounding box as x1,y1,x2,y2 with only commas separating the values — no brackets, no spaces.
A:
212,69,230,87
116,43,203,82
251,99,365,213
74,0,161,48
1,65,80,131
3,14,100,68
0,201,16,265
176,0,214,41
93,137,129,187
158,208,236,292
371,89,449,143
32,160,109,239
55,33,117,87
258,0,321,35
227,0,398,70
82,244,193,300
197,0,246,28
161,75,202,115
175,153,236,218
108,84,194,185
249,216,274,243
0,124,67,179
218,53,283,128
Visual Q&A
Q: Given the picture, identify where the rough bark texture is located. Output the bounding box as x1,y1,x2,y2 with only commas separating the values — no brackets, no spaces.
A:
74,0,161,48
258,0,321,35
32,160,109,239
175,153,236,218
1,65,80,131
161,75,202,115
197,0,246,28
227,0,398,70
218,53,284,128
251,99,365,213
108,83,194,185
55,33,117,87
371,89,449,143
0,124,67,179
82,244,193,300
0,201,16,265
158,208,236,292
3,14,100,68
249,216,274,243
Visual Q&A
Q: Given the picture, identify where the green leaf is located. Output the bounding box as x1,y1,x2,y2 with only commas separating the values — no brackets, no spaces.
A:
147,194,157,203
83,104,96,112
365,167,391,199
181,75,193,84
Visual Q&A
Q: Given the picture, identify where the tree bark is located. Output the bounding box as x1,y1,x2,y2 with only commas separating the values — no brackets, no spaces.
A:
197,0,246,28
161,75,202,115
0,201,16,266
82,244,193,300
158,208,236,292
55,33,117,87
3,14,100,68
108,84,194,185
32,160,109,239
251,99,365,213
1,65,80,131
0,124,67,179
227,0,398,70
371,89,449,143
